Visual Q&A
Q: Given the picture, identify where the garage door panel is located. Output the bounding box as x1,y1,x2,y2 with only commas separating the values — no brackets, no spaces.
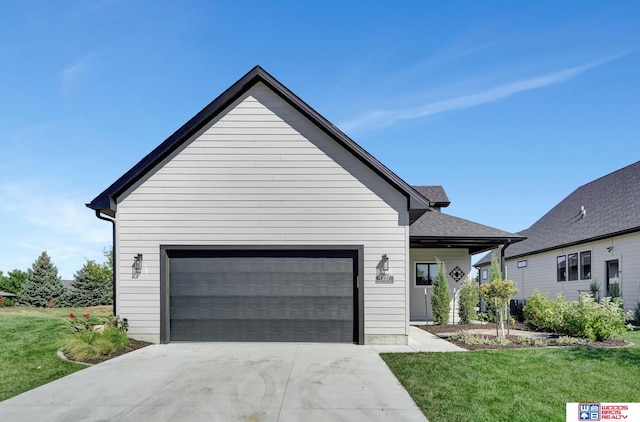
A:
168,250,357,343
171,257,353,273
171,319,354,342
170,295,353,320
169,272,353,296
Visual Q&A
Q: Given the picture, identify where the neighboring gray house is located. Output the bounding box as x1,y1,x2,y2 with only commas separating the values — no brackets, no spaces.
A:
475,160,640,313
88,66,523,344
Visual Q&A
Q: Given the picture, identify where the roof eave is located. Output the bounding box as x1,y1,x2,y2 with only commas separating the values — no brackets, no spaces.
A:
504,226,640,260
411,235,526,255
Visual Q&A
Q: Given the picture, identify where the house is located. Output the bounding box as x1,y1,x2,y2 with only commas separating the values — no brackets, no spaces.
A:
475,161,640,313
88,66,523,344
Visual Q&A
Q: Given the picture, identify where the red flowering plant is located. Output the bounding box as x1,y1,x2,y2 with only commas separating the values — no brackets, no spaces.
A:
66,312,99,334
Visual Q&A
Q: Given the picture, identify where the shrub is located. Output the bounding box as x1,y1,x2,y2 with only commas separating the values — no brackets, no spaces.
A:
458,277,479,324
634,301,640,324
523,291,627,340
431,260,450,325
450,331,511,346
608,282,622,300
523,292,568,333
450,331,479,344
517,336,544,347
589,279,601,302
548,336,588,346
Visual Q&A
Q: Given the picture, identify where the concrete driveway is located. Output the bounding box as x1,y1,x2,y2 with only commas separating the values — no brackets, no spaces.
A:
0,342,428,421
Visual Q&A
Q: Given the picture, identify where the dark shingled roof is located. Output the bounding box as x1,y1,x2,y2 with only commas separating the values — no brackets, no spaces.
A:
412,186,450,208
410,211,525,254
475,160,640,266
88,65,430,221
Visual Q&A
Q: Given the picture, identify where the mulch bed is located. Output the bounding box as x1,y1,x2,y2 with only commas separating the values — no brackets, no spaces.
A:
63,339,153,365
419,324,629,350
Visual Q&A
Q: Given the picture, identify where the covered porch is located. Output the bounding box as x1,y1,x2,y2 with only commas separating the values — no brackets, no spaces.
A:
409,210,525,322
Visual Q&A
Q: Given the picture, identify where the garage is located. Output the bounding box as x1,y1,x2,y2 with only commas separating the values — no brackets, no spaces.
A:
161,248,361,343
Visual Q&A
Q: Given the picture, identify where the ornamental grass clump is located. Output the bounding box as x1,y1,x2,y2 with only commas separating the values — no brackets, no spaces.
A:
62,313,129,361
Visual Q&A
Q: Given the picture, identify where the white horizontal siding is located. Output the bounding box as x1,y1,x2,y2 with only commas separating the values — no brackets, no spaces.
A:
506,232,640,311
409,248,471,321
115,83,410,343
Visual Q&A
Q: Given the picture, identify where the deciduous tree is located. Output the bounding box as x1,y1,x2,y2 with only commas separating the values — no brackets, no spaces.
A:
479,278,518,338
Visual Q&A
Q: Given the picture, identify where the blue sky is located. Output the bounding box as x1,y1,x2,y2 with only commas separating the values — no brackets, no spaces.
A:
1,1,639,279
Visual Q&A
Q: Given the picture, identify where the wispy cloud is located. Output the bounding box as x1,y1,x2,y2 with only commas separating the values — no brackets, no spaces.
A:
59,54,96,89
0,180,110,278
340,54,625,132
0,181,108,244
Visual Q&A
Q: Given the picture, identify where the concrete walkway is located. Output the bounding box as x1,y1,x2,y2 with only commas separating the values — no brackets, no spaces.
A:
373,326,467,353
0,327,460,421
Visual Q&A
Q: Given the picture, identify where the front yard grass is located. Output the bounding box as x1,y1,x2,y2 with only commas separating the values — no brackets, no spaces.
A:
0,306,111,402
381,329,640,422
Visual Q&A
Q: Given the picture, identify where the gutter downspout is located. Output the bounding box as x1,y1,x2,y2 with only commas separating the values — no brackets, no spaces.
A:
93,209,116,316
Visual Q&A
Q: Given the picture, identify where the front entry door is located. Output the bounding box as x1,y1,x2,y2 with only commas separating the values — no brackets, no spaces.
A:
606,259,619,297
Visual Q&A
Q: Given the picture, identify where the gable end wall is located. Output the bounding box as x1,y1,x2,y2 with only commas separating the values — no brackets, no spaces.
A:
115,83,411,344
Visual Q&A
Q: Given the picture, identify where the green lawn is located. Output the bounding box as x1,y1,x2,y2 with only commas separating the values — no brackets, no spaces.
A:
381,329,640,422
0,306,111,402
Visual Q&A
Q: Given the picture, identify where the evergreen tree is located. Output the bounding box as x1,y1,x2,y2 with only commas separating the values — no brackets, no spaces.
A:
431,260,450,325
18,252,67,307
68,259,112,306
0,269,28,306
489,252,502,282
481,253,503,321
458,276,479,323
103,247,114,302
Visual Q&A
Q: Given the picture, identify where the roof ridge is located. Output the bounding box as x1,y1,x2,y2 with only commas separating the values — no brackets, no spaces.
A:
88,66,431,217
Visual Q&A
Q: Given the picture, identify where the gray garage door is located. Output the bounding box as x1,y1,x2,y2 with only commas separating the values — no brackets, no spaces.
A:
168,250,357,343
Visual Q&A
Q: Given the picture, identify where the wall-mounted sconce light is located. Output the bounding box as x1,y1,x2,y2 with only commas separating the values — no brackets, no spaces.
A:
381,254,389,273
132,253,143,277
376,254,394,283
606,246,613,253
